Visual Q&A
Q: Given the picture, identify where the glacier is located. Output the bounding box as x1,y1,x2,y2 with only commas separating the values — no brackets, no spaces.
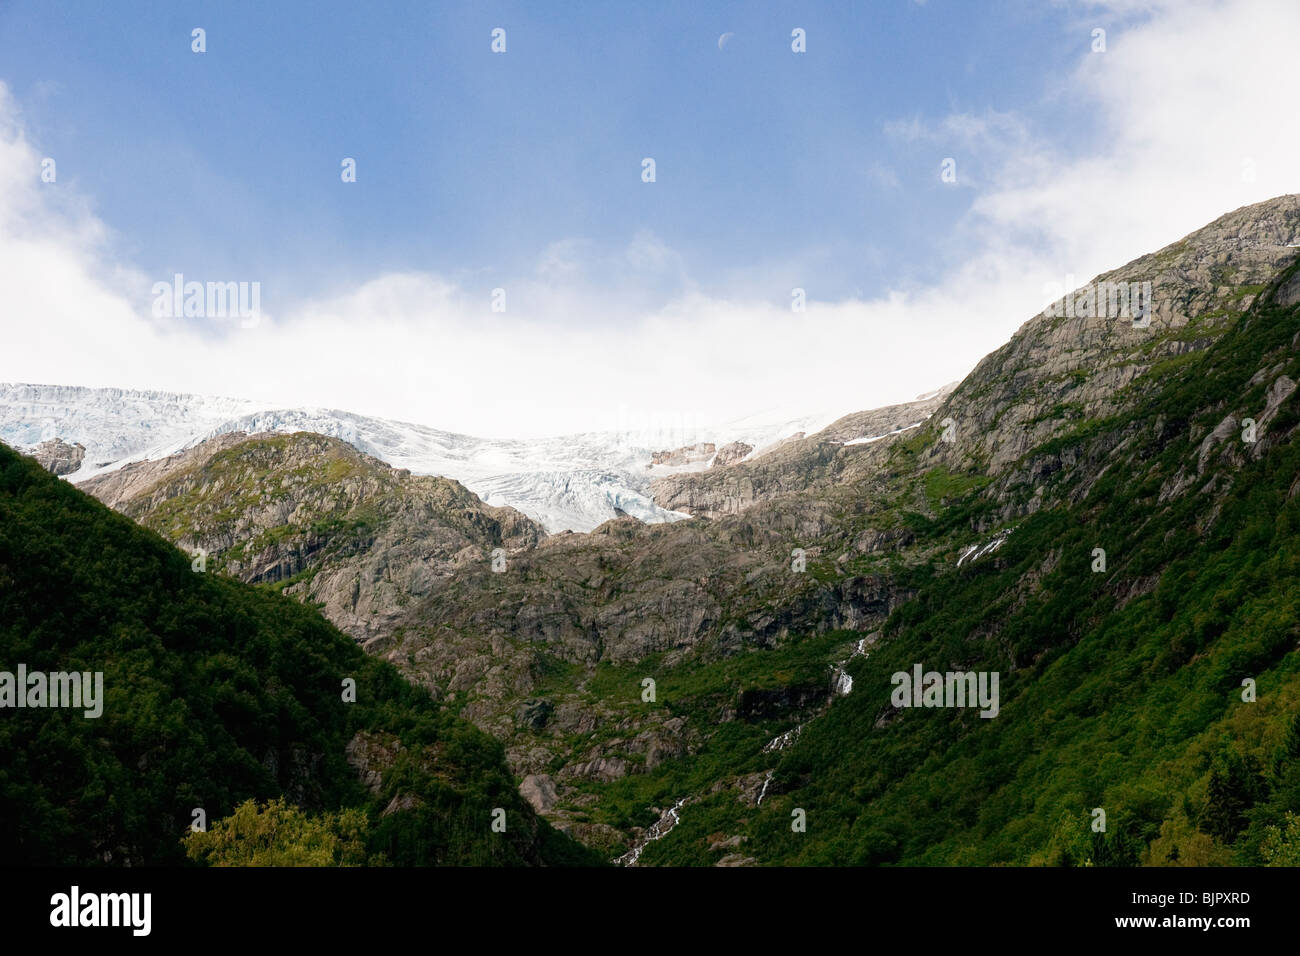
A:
0,383,850,534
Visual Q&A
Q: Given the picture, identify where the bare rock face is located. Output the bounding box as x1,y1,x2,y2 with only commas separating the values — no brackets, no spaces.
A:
27,438,86,476
563,757,630,783
81,432,251,508
649,388,951,518
1259,374,1297,431
1273,267,1300,308
516,698,554,731
345,731,404,796
1197,415,1241,475
650,442,715,467
519,774,559,813
711,441,753,468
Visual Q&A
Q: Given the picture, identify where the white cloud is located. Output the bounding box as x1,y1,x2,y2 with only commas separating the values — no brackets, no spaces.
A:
1,0,1298,439
971,0,1300,275
883,110,1032,151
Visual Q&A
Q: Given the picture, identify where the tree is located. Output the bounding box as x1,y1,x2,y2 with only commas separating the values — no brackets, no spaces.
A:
1202,752,1267,843
1260,813,1300,867
183,798,379,866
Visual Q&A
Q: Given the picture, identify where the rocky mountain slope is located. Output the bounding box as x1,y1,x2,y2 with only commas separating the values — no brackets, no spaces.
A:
723,211,1300,867
649,386,953,518
929,194,1300,474
26,437,85,476
41,195,1300,865
370,195,1300,860
82,432,542,642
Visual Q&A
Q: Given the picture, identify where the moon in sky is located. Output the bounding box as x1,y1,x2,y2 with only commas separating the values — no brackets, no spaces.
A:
717,32,734,50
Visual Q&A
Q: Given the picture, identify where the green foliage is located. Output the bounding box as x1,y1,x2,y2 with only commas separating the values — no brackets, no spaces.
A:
1203,752,1267,842
1260,812,1300,866
923,466,992,511
183,797,378,866
0,445,599,866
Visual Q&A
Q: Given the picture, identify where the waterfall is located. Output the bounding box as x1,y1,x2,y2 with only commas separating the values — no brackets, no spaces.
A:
829,635,870,696
763,724,803,752
616,796,688,866
831,665,854,696
620,634,874,861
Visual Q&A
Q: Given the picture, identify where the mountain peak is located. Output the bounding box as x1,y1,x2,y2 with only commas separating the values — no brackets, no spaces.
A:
931,195,1300,473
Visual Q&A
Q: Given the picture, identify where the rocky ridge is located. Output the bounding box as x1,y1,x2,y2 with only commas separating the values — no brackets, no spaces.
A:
82,432,541,641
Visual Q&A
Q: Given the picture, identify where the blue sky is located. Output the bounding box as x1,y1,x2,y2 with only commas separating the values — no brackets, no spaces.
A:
1,0,1105,305
1,0,1297,436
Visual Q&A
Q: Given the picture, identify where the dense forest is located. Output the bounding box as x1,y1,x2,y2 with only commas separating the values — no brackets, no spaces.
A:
0,443,599,866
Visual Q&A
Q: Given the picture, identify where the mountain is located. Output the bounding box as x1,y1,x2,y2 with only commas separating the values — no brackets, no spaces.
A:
362,194,1300,863
696,195,1300,866
0,440,599,865
65,416,940,855
82,431,543,642
14,196,1300,867
649,387,953,518
0,383,878,533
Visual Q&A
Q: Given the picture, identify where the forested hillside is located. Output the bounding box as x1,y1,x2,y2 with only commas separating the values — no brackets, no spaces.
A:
0,444,598,865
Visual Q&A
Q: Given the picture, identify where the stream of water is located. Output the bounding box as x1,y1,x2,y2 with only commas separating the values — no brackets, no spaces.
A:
619,637,873,862
616,796,688,866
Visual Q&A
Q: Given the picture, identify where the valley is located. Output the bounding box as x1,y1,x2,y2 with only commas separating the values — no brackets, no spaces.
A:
6,195,1300,866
